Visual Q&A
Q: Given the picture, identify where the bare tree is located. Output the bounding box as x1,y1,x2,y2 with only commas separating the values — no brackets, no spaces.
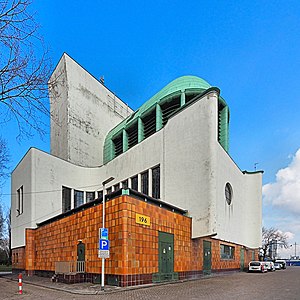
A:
0,137,9,183
0,204,10,264
0,0,55,139
262,227,288,260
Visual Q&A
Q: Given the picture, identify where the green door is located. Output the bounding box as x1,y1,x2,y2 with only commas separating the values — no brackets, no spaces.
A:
158,232,174,278
240,248,245,271
203,240,211,275
77,242,85,261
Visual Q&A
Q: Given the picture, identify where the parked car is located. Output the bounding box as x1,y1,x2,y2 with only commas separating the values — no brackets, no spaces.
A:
275,260,286,269
274,262,282,270
248,261,268,273
264,261,275,271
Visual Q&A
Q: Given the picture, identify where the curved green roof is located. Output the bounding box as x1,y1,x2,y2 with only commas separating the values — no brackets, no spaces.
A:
104,75,228,164
105,76,211,137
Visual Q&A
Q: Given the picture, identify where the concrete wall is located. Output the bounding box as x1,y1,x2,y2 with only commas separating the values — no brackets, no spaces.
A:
215,145,263,248
49,53,133,167
11,150,34,248
164,91,219,238
11,148,106,248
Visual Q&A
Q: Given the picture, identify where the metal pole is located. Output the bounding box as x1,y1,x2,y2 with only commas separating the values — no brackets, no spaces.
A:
101,183,105,291
100,176,114,291
295,242,297,257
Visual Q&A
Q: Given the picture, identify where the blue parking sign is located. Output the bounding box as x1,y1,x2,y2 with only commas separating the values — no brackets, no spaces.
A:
99,239,110,250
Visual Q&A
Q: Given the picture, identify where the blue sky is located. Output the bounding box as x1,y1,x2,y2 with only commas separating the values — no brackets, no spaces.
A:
2,1,300,257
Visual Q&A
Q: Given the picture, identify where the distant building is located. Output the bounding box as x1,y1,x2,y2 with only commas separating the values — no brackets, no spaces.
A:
11,53,263,285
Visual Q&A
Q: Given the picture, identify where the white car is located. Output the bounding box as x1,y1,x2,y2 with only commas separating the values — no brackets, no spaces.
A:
275,260,286,269
264,261,275,271
274,262,282,270
248,261,268,273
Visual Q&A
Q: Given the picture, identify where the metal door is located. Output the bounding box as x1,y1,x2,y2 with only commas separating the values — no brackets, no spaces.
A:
240,248,245,271
203,240,211,275
158,232,174,275
77,242,85,261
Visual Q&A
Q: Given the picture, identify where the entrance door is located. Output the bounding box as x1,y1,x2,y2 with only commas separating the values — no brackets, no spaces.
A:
158,232,174,277
240,248,245,271
77,242,85,261
203,240,211,275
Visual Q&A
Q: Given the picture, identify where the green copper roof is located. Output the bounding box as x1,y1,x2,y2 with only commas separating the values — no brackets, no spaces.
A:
105,76,211,137
103,76,229,164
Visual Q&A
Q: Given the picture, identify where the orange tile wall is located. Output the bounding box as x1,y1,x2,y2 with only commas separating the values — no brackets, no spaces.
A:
21,194,258,276
28,195,192,275
12,246,25,270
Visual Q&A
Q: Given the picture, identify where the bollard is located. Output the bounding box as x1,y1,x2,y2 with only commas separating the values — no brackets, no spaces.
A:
18,273,22,295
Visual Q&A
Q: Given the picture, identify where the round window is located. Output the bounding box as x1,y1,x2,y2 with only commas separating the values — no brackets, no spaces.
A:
225,183,233,205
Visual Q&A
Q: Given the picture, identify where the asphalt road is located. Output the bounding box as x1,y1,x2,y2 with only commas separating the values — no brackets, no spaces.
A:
1,267,300,299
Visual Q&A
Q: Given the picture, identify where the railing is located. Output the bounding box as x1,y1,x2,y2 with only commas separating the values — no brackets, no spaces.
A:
55,261,85,274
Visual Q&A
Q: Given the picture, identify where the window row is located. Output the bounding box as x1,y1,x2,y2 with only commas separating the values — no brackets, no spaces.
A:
103,165,160,199
62,188,97,213
62,165,160,213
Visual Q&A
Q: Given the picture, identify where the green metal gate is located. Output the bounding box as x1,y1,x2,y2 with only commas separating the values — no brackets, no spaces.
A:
240,248,245,271
203,240,211,275
153,232,178,282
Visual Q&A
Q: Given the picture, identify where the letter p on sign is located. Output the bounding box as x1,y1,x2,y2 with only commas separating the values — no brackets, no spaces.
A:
99,239,110,250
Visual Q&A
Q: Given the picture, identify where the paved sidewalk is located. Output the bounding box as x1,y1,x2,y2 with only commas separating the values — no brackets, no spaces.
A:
0,271,237,295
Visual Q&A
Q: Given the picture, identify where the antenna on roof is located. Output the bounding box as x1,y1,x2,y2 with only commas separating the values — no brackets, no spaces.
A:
100,76,105,85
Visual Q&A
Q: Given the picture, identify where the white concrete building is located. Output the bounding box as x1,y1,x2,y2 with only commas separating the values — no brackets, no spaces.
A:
11,53,263,253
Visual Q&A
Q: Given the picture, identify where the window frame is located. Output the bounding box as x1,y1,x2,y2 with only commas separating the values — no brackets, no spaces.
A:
74,190,84,208
220,244,235,260
86,191,95,202
62,186,72,213
225,182,233,205
17,186,23,216
152,165,160,199
131,175,138,191
141,170,149,195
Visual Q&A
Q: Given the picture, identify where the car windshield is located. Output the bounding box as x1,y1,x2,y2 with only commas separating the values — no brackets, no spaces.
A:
250,262,261,266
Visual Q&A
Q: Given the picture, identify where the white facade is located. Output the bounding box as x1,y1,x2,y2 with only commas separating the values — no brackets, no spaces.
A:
11,54,262,249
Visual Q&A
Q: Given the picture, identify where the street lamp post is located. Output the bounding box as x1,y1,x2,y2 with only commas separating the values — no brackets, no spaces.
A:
290,242,298,258
101,176,114,291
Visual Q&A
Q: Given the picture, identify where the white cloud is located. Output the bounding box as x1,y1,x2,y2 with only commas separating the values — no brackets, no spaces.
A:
263,148,300,214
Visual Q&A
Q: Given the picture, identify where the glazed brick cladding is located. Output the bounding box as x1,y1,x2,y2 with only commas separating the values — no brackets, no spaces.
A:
24,196,192,277
11,246,25,270
13,195,258,285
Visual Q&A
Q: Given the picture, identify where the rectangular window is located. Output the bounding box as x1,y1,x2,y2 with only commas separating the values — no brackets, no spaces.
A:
220,244,235,260
141,170,149,195
122,179,128,189
86,191,95,202
131,175,138,191
97,190,103,200
74,190,84,208
106,187,112,194
152,165,160,199
62,186,71,213
17,186,23,216
114,183,120,191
